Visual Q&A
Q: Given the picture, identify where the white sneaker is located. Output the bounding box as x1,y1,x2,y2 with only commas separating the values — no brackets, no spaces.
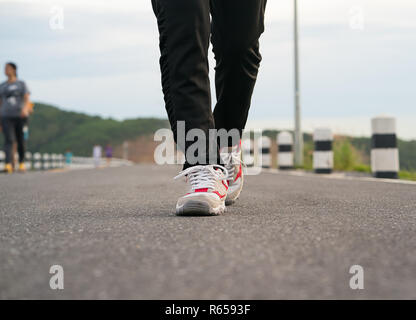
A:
174,165,229,216
220,141,244,206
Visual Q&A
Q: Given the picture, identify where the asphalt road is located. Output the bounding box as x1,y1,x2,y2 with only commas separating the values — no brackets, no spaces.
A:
1,165,415,299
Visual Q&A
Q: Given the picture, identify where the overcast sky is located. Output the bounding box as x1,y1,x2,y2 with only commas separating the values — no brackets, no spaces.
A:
1,0,415,138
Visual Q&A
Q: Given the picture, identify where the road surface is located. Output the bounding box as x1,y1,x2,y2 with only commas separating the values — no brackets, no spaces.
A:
1,165,415,299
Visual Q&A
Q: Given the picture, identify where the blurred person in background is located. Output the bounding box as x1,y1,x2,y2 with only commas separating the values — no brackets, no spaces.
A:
10,100,32,169
0,62,33,173
105,143,113,167
93,144,102,168
65,149,73,166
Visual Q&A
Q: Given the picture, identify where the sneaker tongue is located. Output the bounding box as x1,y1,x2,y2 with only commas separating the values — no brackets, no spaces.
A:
186,166,220,192
231,144,240,153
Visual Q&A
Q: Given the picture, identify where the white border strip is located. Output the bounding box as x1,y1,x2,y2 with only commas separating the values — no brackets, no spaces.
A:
263,168,416,185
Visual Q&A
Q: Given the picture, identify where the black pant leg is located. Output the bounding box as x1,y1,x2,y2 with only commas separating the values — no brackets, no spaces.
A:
1,118,15,164
210,0,267,146
14,118,25,163
152,0,216,167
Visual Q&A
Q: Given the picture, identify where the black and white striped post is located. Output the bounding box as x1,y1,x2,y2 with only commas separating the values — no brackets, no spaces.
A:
53,154,59,169
25,152,32,171
56,154,62,168
242,139,254,167
277,131,294,170
33,152,42,170
0,150,5,171
50,154,56,169
259,136,272,168
49,154,54,169
58,154,64,168
371,116,399,179
42,153,50,170
313,128,333,174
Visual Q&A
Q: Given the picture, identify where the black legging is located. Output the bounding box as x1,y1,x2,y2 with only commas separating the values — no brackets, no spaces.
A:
151,0,267,167
1,117,26,164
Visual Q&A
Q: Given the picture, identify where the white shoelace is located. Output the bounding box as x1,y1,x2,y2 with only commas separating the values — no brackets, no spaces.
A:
174,165,229,191
220,151,244,180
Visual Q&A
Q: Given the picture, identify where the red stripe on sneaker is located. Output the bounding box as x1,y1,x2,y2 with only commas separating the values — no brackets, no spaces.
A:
234,164,242,182
222,180,229,189
186,188,209,195
186,189,226,199
213,191,226,199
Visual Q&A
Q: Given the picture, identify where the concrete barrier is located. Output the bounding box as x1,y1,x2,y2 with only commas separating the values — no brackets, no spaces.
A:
25,152,32,171
0,150,144,172
371,116,399,179
56,154,63,168
50,154,54,169
52,153,58,169
0,151,66,171
52,154,58,169
0,150,5,171
259,136,272,169
58,154,64,168
42,153,50,170
277,131,294,170
33,153,42,170
242,139,255,167
313,128,333,174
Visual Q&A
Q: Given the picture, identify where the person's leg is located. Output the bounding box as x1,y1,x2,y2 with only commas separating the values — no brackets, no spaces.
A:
152,0,230,215
210,0,267,146
151,0,216,168
210,0,266,206
1,118,15,165
14,118,26,164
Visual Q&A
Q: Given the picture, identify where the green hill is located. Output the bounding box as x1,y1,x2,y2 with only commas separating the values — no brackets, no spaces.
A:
0,102,169,156
1,103,414,172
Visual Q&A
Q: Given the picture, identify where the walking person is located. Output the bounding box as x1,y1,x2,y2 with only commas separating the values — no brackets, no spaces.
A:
92,144,102,168
151,0,267,215
105,144,113,167
0,62,32,173
11,99,32,169
64,149,73,166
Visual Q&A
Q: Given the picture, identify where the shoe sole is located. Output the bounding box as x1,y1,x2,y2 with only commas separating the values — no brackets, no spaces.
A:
176,200,225,216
